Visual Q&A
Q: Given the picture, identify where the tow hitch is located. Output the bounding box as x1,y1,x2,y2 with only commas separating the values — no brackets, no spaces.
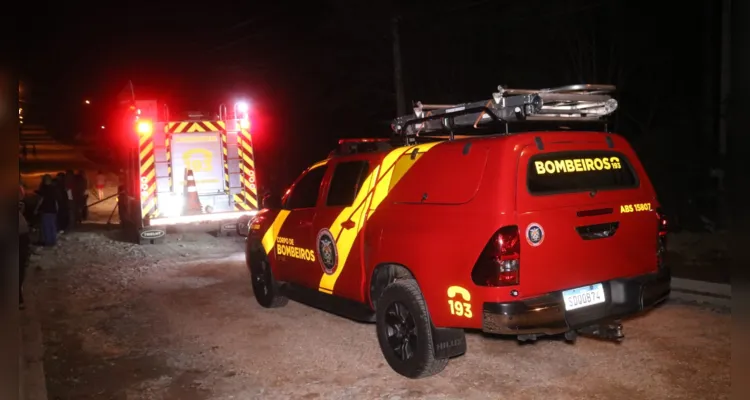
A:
577,321,625,342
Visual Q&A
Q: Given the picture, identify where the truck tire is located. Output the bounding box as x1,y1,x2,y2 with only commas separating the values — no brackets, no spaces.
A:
375,279,448,378
248,245,288,308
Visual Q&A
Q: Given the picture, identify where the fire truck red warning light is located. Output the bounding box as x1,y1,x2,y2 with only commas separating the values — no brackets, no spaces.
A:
136,120,153,135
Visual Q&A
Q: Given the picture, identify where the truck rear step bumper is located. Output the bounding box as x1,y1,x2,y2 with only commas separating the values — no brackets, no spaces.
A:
482,268,671,336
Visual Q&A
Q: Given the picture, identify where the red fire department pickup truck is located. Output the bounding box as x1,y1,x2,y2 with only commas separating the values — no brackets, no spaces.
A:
238,84,671,379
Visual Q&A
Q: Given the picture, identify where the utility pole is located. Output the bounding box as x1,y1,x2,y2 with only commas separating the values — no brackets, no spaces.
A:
715,0,731,230
392,15,406,116
719,0,730,163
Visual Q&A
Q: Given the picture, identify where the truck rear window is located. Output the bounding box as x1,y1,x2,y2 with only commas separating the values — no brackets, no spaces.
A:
527,151,638,195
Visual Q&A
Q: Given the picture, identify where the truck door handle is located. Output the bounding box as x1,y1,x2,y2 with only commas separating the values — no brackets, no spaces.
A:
341,220,355,230
299,220,312,227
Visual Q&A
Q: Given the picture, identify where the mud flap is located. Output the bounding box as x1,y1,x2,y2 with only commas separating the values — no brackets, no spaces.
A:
138,226,166,245
431,324,467,359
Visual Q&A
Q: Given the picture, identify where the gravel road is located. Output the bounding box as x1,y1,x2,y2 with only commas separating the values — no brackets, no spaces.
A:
29,228,731,400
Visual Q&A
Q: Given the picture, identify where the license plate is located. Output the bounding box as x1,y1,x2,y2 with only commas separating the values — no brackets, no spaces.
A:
562,283,606,311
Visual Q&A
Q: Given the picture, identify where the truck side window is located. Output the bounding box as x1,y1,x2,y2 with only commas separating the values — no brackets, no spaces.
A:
326,161,369,207
284,165,327,210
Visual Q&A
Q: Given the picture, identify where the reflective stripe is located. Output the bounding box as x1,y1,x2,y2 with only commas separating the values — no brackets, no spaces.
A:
318,142,442,293
261,210,291,254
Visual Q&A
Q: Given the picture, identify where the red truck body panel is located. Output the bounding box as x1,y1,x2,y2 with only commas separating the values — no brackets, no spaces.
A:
249,130,661,330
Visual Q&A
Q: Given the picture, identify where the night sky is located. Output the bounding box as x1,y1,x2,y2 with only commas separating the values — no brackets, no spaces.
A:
19,0,725,216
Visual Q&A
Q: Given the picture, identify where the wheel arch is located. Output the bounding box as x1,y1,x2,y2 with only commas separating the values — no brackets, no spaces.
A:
368,262,417,310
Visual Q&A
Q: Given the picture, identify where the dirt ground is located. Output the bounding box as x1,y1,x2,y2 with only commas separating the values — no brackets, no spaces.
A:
26,226,731,400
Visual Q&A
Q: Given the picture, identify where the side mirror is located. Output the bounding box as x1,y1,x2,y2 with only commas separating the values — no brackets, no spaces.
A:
261,193,282,209
236,214,252,237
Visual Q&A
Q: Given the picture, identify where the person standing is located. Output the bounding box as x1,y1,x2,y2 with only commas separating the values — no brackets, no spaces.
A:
54,172,70,233
74,170,87,223
34,174,58,246
65,170,76,229
96,170,106,200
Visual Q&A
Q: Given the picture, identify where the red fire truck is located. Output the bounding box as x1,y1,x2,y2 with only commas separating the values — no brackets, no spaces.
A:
116,87,260,243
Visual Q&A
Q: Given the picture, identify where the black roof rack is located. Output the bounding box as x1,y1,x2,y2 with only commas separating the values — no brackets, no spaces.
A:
390,84,618,146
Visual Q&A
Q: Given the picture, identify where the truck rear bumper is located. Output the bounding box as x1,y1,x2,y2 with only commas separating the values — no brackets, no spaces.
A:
482,268,671,336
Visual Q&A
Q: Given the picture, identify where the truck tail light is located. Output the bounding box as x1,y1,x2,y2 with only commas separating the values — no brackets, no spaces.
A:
471,225,520,287
656,208,668,269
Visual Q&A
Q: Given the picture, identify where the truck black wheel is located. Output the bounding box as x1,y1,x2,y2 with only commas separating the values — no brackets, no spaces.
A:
248,245,288,308
375,279,448,378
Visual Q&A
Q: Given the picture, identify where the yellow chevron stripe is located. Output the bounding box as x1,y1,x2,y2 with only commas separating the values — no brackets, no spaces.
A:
139,142,154,162
235,201,251,211
261,210,291,254
246,195,258,209
138,133,151,146
142,198,155,218
203,121,219,131
318,142,442,293
174,122,189,133
186,122,206,132
242,154,255,169
140,157,154,176
241,141,254,155
223,148,228,156
144,169,156,186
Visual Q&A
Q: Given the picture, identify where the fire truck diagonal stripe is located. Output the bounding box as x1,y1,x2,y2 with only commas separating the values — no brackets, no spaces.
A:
233,194,251,210
318,142,442,293
139,142,154,160
246,194,258,209
186,122,204,132
170,121,189,133
241,141,254,157
203,121,220,131
140,157,155,176
142,168,156,187
242,154,255,169
217,121,226,129
235,202,251,211
142,198,156,218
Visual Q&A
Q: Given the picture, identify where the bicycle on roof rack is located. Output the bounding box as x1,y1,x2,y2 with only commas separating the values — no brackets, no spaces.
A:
390,84,619,146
